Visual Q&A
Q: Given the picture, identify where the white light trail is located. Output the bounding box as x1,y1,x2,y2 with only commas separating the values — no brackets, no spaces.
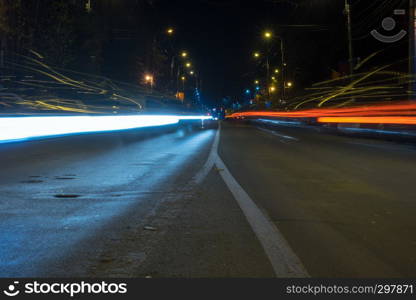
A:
0,115,212,143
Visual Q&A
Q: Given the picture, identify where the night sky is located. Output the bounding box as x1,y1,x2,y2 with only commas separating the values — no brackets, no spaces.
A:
2,0,407,108
151,0,408,106
152,0,346,105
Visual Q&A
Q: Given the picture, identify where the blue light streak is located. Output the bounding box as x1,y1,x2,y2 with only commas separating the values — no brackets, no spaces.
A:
256,118,302,126
338,127,416,137
0,114,213,144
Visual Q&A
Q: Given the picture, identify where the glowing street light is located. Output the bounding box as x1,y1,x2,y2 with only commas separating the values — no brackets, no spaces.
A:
185,62,192,68
253,52,261,58
264,31,273,40
286,81,293,88
166,28,174,35
144,74,153,83
269,86,276,93
180,76,187,92
181,51,188,58
254,80,260,85
274,69,279,74
189,71,195,75
144,74,154,93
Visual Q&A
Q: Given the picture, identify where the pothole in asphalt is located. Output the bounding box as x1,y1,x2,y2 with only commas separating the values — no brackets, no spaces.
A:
54,194,81,199
21,180,43,184
99,257,115,263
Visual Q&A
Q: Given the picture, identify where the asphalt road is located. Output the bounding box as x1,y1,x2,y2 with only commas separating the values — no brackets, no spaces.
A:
1,121,416,277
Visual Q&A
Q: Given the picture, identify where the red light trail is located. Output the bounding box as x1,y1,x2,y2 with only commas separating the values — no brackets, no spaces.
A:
227,102,416,125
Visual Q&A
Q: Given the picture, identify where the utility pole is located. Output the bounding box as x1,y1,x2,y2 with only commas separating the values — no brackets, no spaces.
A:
266,55,270,99
280,37,286,102
345,0,354,77
176,64,181,96
409,0,416,97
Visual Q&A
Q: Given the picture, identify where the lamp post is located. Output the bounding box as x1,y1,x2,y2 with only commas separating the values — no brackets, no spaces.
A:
264,31,272,99
263,30,286,101
144,74,154,94
253,51,270,98
181,76,186,92
164,27,178,92
175,51,189,95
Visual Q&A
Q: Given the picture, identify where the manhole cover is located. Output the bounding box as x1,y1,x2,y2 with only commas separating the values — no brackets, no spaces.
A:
21,180,43,184
54,194,81,199
55,177,76,180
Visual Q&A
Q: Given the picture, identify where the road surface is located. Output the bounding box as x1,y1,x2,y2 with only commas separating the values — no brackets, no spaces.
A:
1,121,416,277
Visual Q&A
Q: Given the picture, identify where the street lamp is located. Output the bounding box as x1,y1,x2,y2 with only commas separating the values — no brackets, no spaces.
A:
264,31,273,40
174,51,188,94
185,62,192,68
264,31,286,99
181,76,186,92
189,70,195,75
144,74,154,93
263,33,272,98
254,80,260,85
166,28,174,35
145,75,152,81
253,52,261,58
286,81,293,88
